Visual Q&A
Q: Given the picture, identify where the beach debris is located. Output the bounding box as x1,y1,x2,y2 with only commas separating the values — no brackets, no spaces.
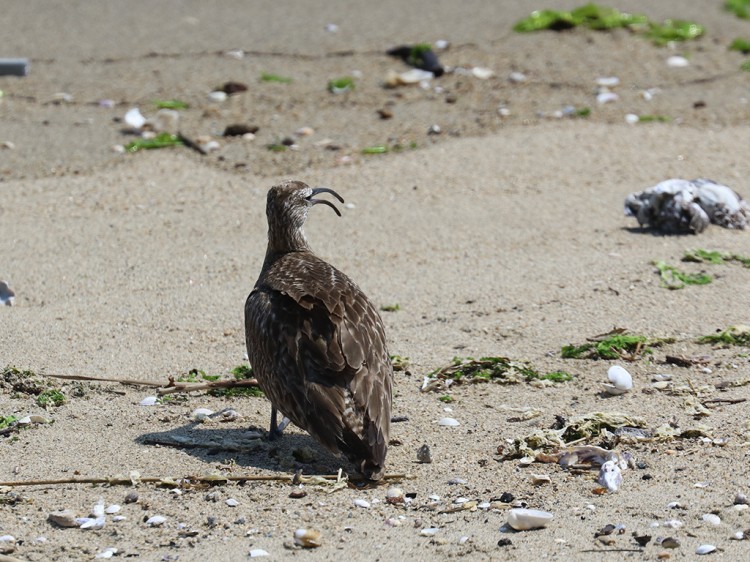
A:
604,365,633,395
698,325,750,346
417,444,433,463
249,549,270,557
218,81,248,95
530,474,551,486
420,527,440,536
423,356,571,393
328,76,355,94
139,396,158,406
384,68,434,87
95,547,118,559
507,508,553,531
387,44,444,76
695,544,716,555
0,58,29,76
653,261,711,290
624,178,750,234
294,528,322,548
666,55,689,67
353,498,371,509
438,417,460,427
386,487,405,504
562,329,672,360
0,281,15,306
146,515,166,527
208,90,228,102
48,509,79,528
597,460,623,492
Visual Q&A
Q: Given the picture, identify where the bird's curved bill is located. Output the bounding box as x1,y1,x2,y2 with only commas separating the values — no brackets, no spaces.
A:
309,187,345,216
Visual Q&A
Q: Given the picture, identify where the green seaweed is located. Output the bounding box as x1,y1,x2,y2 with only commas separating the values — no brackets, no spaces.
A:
741,60,750,71
645,20,704,46
261,72,293,83
408,43,434,67
36,389,65,408
726,0,750,19
390,354,410,372
654,260,712,289
328,77,355,93
266,143,288,152
637,115,671,123
0,415,18,431
683,248,750,267
362,145,388,154
514,4,702,45
730,38,750,54
698,325,750,346
438,395,454,403
562,333,670,360
153,99,189,110
209,365,264,398
380,303,401,312
125,132,183,152
427,356,570,386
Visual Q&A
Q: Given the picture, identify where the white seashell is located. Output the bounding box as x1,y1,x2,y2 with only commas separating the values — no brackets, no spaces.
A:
192,408,214,420
353,498,371,509
477,502,491,510
438,417,460,427
598,461,623,492
105,504,121,514
208,91,228,102
0,535,15,543
112,516,126,522
295,126,314,137
608,366,633,390
386,487,404,504
77,517,106,530
625,113,639,124
459,535,469,544
324,23,338,33
139,396,158,406
667,55,689,68
428,494,441,501
124,107,146,129
249,549,269,557
696,544,716,555
400,68,434,84
92,499,105,518
701,513,721,525
434,39,450,50
226,498,239,507
95,547,118,559
663,519,683,529
420,527,440,536
146,515,166,527
596,76,620,87
596,92,618,104
472,67,494,79
732,530,745,540
507,508,554,530
294,528,322,548
508,71,526,83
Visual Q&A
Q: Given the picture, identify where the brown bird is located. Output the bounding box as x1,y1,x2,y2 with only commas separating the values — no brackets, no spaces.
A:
245,180,393,480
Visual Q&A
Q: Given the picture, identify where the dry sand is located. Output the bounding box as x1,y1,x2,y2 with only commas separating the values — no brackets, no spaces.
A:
2,1,750,560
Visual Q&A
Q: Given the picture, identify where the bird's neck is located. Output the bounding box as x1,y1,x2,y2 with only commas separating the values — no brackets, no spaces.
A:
265,222,311,258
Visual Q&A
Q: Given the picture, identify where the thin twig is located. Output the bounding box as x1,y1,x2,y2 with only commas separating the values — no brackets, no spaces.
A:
42,372,261,396
0,473,411,488
703,397,746,406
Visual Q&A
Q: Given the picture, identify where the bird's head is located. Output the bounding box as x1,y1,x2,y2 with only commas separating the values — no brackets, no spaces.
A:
265,180,344,253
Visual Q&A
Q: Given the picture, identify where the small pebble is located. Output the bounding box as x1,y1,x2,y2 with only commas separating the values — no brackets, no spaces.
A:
734,493,748,505
661,537,680,549
417,444,432,463
124,491,139,504
47,510,78,528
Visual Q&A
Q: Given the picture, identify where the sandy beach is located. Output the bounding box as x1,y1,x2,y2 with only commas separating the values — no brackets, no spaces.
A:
2,1,750,560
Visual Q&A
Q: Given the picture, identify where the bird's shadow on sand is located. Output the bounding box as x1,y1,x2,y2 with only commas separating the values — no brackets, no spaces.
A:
621,226,695,237
136,413,350,476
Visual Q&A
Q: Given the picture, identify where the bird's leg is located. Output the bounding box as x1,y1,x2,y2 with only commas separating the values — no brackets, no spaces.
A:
268,406,291,440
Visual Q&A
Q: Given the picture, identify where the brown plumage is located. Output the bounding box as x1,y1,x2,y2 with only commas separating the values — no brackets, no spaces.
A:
244,180,393,480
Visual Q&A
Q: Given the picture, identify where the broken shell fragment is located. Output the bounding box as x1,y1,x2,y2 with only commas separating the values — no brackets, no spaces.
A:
507,508,553,531
139,396,158,406
701,513,721,525
124,107,146,129
191,408,214,420
294,528,322,548
695,544,716,555
146,515,166,527
386,487,405,504
530,474,551,486
597,461,623,492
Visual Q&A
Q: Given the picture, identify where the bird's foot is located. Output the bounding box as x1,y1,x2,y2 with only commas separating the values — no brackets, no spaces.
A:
268,416,291,441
